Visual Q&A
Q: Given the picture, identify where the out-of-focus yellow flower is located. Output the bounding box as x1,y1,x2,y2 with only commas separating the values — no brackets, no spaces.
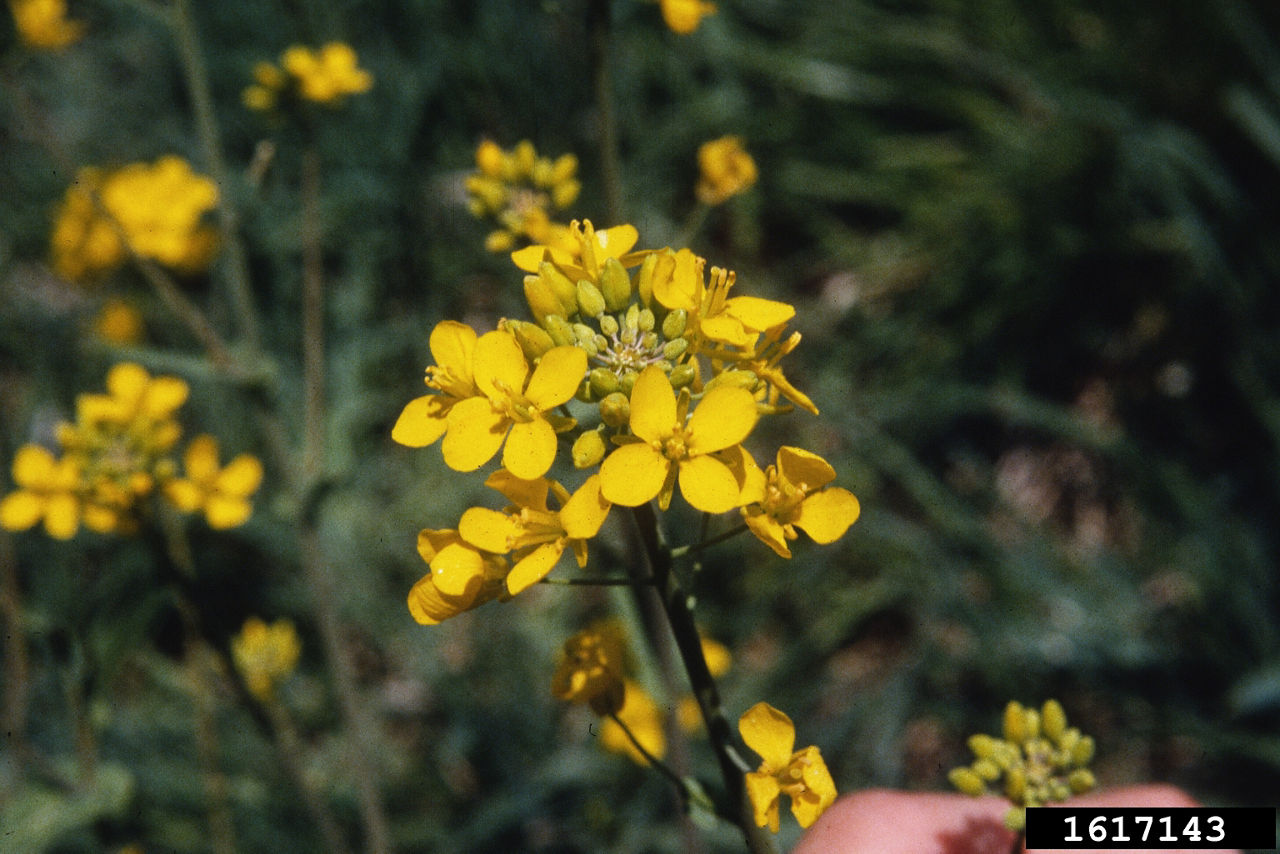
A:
282,42,372,104
0,445,82,539
659,0,716,35
739,702,837,833
458,471,610,593
9,0,83,50
599,365,757,513
551,622,627,716
677,636,732,733
231,617,301,702
600,680,667,763
93,298,145,346
441,330,585,479
738,446,860,558
51,158,219,283
242,61,287,112
164,434,262,529
408,529,509,625
696,136,757,204
467,140,581,253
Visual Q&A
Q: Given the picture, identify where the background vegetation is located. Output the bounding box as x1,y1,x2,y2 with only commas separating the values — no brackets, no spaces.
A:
2,0,1278,851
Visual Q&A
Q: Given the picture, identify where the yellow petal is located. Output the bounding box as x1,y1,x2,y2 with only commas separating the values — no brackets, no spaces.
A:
776,446,836,490
559,475,610,539
428,320,477,387
745,772,782,832
506,541,564,594
732,446,767,505
143,376,190,418
524,346,587,410
795,488,860,544
43,493,80,540
699,314,755,348
724,296,795,332
628,366,676,443
392,395,452,448
0,492,43,531
205,495,252,529
599,444,669,507
442,397,508,472
473,330,529,401
215,455,263,498
687,386,757,454
676,455,741,513
163,479,204,513
594,224,639,259
184,435,221,482
652,248,700,312
739,702,796,771
458,507,520,554
407,576,450,625
502,418,557,480
743,510,792,559
430,542,486,597
12,445,56,486
106,362,149,404
416,528,459,564
484,469,550,512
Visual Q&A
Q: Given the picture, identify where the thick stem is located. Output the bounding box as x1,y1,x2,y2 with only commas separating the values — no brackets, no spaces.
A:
588,0,624,226
629,504,777,854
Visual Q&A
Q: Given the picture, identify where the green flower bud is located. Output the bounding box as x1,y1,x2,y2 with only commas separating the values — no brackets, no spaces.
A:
1004,767,1026,802
572,431,607,468
599,314,620,338
641,331,660,351
663,339,689,361
706,369,758,392
1056,727,1081,755
1003,702,1027,743
637,307,656,333
593,334,610,352
1067,769,1096,795
599,392,630,427
506,320,555,361
1002,807,1026,833
600,257,632,312
589,368,620,398
524,275,561,323
634,252,658,307
619,370,639,395
539,262,578,315
948,768,986,797
572,323,596,345
968,734,998,760
662,308,688,339
972,758,1000,781
577,280,607,318
668,363,697,389
543,314,575,346
1072,735,1095,767
1042,700,1067,743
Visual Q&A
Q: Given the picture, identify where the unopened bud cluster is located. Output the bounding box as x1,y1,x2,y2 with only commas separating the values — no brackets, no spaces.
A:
948,699,1096,831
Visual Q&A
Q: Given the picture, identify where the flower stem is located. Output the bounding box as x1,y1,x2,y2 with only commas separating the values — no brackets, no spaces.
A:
0,531,30,786
264,695,354,854
588,0,624,226
301,146,326,483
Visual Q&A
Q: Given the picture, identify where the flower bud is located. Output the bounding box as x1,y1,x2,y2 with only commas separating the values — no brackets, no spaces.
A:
1071,735,1095,766
525,275,561,323
972,758,1000,781
668,363,697,388
706,369,757,392
599,314,620,338
599,392,630,427
1042,699,1067,742
1067,769,1096,794
543,314,574,346
577,280,607,318
637,307,655,332
506,320,555,361
619,370,639,395
1003,702,1027,743
663,338,689,361
589,368,620,398
634,252,658,306
948,768,986,797
539,261,578,314
572,431,607,469
1004,767,1026,802
600,257,632,312
662,308,688,340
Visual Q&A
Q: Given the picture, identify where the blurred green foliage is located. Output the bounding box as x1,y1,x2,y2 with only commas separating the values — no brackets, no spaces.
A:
2,0,1279,851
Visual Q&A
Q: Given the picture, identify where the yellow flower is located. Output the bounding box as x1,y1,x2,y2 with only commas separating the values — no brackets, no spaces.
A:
599,365,757,513
733,325,818,415
231,617,301,702
93,299,145,346
442,331,585,479
50,168,126,282
739,702,837,833
0,445,82,539
242,62,286,112
739,447,860,558
551,623,627,716
511,220,643,285
280,42,372,104
458,471,611,594
651,249,794,353
659,0,716,35
600,681,667,763
696,136,757,205
9,0,83,50
466,140,581,252
392,320,482,451
408,529,509,625
164,435,263,529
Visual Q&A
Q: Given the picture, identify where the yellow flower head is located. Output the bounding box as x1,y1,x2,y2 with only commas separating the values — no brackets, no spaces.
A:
550,622,628,716
651,249,794,353
231,617,301,703
392,320,481,450
696,136,757,205
0,445,82,539
408,529,509,624
458,470,611,594
739,702,837,833
466,140,581,252
600,365,758,513
511,220,643,286
659,0,716,35
739,446,860,558
600,680,667,763
93,299,145,346
9,0,83,50
281,42,373,104
163,434,263,529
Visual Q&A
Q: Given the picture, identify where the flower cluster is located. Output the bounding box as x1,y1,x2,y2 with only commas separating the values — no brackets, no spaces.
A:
696,136,757,205
659,0,717,35
393,220,859,621
0,363,262,539
8,0,83,50
232,617,301,703
465,140,581,253
949,699,1097,831
51,157,220,283
739,702,837,832
243,42,373,112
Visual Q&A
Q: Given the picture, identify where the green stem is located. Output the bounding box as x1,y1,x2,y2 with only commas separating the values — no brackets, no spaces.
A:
628,504,776,854
263,695,353,854
607,711,687,795
171,0,261,349
670,522,749,558
589,0,624,226
0,531,29,787
301,146,326,484
540,575,653,586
